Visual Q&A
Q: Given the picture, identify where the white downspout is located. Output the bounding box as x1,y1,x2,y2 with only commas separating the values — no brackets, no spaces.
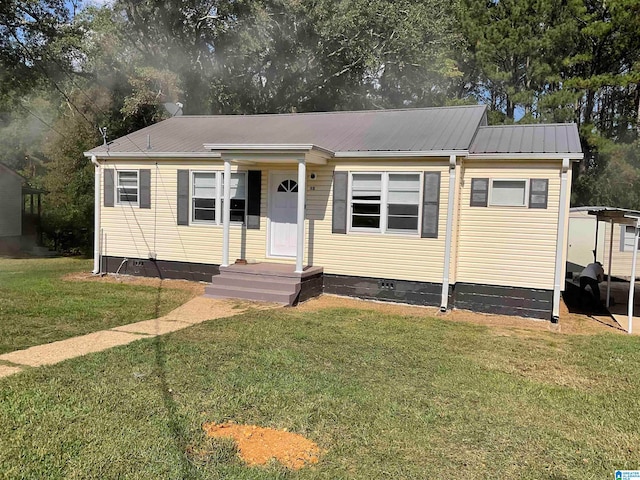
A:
440,155,457,311
222,158,231,267
628,219,639,334
91,155,101,274
295,158,306,273
552,158,570,322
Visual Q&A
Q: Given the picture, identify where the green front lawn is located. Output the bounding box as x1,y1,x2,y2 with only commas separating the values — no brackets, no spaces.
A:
1,305,639,479
0,258,193,354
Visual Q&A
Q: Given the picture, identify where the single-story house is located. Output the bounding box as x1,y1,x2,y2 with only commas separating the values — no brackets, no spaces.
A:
0,163,45,254
568,206,640,279
84,105,583,321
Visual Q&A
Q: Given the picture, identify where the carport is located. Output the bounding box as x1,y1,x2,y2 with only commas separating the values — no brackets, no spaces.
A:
575,206,640,333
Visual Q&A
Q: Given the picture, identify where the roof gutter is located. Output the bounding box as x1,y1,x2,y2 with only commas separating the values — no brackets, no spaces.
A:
334,150,467,158
467,153,583,161
83,152,223,159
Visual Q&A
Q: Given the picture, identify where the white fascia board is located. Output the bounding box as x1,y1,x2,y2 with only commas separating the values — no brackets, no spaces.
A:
467,153,584,161
83,152,223,159
333,150,466,158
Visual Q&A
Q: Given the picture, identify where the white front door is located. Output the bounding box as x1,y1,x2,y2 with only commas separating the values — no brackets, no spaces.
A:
269,172,298,257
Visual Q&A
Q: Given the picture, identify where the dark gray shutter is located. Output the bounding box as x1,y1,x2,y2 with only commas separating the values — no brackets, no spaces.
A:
246,170,261,229
332,171,348,234
421,172,441,238
139,169,151,209
529,179,548,209
177,170,189,225
470,178,489,207
104,169,114,207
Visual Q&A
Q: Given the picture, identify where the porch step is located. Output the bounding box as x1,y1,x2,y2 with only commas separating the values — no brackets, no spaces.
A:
204,284,297,305
203,263,323,306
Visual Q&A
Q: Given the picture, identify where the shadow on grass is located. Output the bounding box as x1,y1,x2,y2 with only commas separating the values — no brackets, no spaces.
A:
151,260,200,479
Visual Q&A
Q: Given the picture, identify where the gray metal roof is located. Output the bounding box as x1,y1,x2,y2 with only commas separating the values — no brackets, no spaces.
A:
470,123,582,155
86,105,488,155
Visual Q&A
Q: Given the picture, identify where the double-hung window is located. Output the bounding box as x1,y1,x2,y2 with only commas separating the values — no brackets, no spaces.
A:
350,172,421,234
191,171,246,224
117,171,139,205
192,172,217,222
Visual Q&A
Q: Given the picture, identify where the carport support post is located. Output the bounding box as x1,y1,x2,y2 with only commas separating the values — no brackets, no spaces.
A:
628,219,639,334
295,158,306,273
222,158,231,268
606,219,613,308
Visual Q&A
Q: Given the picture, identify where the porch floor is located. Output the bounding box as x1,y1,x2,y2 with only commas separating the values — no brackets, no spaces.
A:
221,263,324,279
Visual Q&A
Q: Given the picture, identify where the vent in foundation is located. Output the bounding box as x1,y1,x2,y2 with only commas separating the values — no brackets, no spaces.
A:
379,279,396,290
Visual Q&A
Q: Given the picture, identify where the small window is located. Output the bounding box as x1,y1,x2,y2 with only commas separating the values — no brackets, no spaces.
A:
192,172,216,223
490,179,527,206
117,171,139,204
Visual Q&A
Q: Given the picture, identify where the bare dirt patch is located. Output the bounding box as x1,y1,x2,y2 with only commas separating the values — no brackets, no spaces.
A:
298,294,622,336
203,422,320,470
63,272,205,296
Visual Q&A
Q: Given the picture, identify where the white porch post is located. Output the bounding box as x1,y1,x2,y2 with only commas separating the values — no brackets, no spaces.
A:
91,156,101,274
628,219,639,334
296,158,306,273
552,158,570,322
222,157,231,267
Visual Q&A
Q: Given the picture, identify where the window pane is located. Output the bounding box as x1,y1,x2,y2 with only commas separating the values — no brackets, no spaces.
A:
352,174,381,200
353,203,381,215
194,209,215,221
119,188,138,203
491,180,526,206
388,204,419,216
194,198,215,209
388,174,420,204
223,173,246,199
194,173,216,199
388,216,418,230
352,215,380,228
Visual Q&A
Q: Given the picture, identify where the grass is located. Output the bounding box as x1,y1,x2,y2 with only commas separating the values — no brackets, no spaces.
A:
0,258,193,354
1,301,640,478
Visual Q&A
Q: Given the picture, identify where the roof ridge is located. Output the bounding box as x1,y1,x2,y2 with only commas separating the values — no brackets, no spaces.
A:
172,105,487,119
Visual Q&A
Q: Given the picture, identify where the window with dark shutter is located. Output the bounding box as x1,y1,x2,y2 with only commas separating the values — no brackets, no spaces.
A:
104,169,114,207
470,178,489,207
332,171,348,234
246,170,261,229
139,169,151,209
177,170,189,225
421,172,440,238
528,179,548,209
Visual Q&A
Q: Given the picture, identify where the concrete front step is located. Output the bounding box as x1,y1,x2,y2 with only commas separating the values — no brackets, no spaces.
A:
210,273,299,291
204,284,297,305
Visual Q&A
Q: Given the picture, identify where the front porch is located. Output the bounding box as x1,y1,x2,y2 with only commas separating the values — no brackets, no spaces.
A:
204,262,324,306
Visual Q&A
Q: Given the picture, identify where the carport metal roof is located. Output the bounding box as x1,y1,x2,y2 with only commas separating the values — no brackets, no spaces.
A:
578,206,640,333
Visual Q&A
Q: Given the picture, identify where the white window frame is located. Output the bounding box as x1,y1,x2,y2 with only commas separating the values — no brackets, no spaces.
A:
622,225,640,252
348,171,422,235
116,170,139,206
191,171,219,224
489,178,529,207
189,170,247,226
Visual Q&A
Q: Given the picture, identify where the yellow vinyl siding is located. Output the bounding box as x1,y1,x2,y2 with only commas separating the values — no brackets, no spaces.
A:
99,159,450,284
601,221,640,279
456,160,562,290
